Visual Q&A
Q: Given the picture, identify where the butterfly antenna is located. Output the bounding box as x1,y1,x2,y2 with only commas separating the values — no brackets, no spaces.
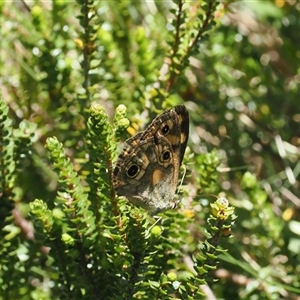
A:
146,216,162,237
178,165,187,189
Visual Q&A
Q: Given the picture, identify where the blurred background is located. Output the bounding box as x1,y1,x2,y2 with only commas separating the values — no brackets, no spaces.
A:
0,1,299,299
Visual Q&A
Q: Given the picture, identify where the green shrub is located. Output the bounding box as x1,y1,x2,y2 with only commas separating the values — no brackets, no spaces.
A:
1,1,299,299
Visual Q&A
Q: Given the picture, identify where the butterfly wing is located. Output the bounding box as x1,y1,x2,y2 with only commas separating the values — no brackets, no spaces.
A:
113,135,176,212
113,105,189,213
140,105,189,165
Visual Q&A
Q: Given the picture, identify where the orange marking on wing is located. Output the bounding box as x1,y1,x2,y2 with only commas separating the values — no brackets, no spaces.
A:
167,134,179,145
152,169,164,186
180,132,187,143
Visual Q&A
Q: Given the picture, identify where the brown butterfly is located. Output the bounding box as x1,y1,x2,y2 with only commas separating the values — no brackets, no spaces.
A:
113,105,189,214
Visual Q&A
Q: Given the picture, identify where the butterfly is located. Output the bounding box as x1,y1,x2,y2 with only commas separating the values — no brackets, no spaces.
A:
113,105,189,214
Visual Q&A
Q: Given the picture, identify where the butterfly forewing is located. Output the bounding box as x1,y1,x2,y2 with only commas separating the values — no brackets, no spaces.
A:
140,105,189,165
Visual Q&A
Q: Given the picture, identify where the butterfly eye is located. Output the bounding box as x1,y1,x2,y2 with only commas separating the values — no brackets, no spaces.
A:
127,164,139,178
161,124,170,135
160,150,171,162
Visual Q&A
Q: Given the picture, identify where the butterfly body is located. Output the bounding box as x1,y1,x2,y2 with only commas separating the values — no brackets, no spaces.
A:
113,105,189,214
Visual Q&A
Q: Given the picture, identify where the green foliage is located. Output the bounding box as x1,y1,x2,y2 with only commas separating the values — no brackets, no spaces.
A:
1,0,300,299
0,93,42,298
28,103,234,299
